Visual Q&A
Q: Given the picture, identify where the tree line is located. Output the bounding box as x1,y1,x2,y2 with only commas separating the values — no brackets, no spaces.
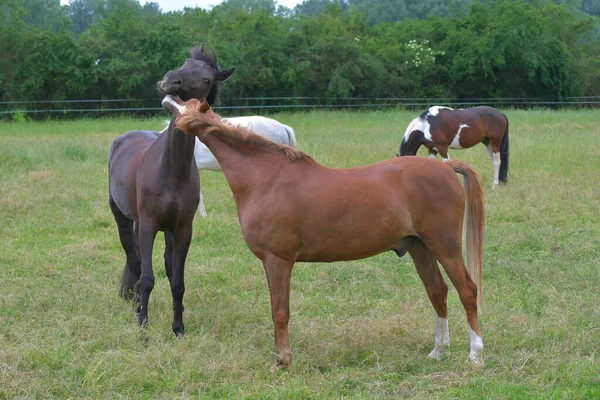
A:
1,0,599,113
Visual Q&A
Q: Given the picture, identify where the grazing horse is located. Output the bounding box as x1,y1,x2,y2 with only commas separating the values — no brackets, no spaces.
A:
162,116,297,216
400,106,509,188
165,96,486,366
107,45,234,335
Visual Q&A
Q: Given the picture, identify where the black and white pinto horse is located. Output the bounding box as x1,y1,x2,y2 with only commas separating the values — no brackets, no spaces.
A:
400,106,509,188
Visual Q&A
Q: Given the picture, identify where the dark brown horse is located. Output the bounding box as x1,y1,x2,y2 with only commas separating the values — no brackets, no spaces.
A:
108,46,234,335
166,96,486,366
400,106,509,188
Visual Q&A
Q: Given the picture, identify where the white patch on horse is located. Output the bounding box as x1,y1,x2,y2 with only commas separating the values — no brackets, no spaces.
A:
161,96,187,114
450,123,469,149
428,313,450,360
468,325,484,364
403,116,433,143
487,144,501,188
428,105,453,117
403,106,454,145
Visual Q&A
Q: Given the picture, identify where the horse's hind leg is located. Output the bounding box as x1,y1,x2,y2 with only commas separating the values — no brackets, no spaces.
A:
198,175,207,217
164,231,174,284
486,143,501,189
109,195,141,300
435,247,483,364
408,238,450,359
169,224,193,337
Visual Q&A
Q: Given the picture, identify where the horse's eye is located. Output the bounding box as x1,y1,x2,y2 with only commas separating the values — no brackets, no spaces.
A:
204,78,210,84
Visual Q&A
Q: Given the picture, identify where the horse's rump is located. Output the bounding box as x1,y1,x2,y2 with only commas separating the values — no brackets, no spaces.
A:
108,130,159,221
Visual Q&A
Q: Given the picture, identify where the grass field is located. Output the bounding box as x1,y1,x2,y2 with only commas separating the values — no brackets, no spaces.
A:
1,108,599,398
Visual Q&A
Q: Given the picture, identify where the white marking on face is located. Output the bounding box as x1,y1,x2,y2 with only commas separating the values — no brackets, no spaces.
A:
161,95,187,114
450,123,469,149
468,325,484,364
428,313,450,360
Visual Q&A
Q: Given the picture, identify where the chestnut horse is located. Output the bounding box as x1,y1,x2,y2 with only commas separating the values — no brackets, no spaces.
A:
400,106,509,188
165,96,486,366
108,45,234,335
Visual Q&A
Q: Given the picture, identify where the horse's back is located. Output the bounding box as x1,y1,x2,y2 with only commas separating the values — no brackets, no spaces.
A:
109,130,158,162
195,116,297,171
225,116,296,146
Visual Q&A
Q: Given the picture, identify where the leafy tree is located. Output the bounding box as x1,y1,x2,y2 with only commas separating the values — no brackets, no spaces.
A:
439,0,586,99
294,0,349,16
67,0,107,34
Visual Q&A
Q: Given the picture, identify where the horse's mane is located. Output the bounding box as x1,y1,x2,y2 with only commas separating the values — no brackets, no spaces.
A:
190,45,223,106
177,101,312,163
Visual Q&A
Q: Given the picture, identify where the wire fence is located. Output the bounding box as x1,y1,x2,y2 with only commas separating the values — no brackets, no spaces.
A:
1,96,599,119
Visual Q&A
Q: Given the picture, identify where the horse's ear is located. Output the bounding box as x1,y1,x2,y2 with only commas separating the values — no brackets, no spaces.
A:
199,99,211,113
215,67,235,82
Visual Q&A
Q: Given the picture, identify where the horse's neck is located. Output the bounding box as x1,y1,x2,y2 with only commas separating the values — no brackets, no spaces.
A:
200,133,281,192
160,116,197,176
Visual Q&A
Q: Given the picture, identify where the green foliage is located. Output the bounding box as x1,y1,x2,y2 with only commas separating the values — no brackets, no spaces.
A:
0,0,598,105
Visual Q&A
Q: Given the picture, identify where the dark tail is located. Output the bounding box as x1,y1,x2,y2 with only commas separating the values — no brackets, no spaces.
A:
499,116,509,183
120,265,139,300
399,136,407,156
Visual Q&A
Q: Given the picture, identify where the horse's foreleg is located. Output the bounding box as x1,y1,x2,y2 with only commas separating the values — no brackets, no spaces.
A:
169,224,192,337
262,255,294,366
137,218,158,328
437,145,451,162
486,144,500,189
408,239,450,360
109,196,141,300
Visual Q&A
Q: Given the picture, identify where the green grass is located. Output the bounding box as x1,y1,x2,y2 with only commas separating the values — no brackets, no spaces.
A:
1,109,599,398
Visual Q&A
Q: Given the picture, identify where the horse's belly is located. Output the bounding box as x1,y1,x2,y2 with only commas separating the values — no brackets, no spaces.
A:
295,215,409,262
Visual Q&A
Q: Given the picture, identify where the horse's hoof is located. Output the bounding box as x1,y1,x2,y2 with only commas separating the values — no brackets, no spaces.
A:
468,352,484,366
173,328,185,339
275,350,292,367
428,347,446,360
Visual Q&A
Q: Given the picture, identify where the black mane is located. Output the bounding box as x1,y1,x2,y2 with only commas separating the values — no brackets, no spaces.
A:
190,45,223,106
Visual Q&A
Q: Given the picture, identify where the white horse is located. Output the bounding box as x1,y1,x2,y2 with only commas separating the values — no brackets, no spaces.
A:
163,116,297,216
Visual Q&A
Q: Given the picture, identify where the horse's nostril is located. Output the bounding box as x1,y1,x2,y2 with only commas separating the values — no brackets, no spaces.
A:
172,80,182,86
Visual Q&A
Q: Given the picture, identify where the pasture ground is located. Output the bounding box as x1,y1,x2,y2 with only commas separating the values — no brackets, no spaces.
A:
0,109,599,398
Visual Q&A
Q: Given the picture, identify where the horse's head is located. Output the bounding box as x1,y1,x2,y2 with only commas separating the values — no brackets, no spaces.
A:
157,44,235,104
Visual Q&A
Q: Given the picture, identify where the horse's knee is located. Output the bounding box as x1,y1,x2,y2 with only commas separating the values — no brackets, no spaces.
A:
139,274,155,293
272,309,290,325
170,282,185,300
